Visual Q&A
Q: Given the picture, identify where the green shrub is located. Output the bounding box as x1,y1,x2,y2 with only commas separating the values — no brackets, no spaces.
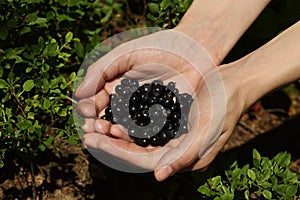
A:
146,0,193,28
198,149,300,199
0,0,126,166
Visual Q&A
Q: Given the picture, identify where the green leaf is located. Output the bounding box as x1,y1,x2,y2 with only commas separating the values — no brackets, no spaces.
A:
43,136,54,146
59,108,68,117
262,190,272,199
65,31,73,43
68,0,79,7
0,24,8,40
20,26,31,35
0,79,8,89
247,169,256,181
23,80,35,92
43,99,51,109
221,193,234,200
100,9,112,23
38,144,46,151
253,149,261,168
96,45,111,52
5,48,24,63
17,119,32,130
27,112,35,120
148,3,159,14
274,152,291,168
57,14,75,22
198,184,211,196
68,134,79,145
146,13,157,22
261,157,271,171
74,40,84,58
69,72,76,81
43,42,59,56
285,185,297,196
244,190,250,200
212,176,221,187
42,78,50,93
160,0,170,10
56,0,67,6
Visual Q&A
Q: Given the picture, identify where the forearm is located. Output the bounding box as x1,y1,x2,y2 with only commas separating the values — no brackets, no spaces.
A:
174,0,271,65
235,21,300,109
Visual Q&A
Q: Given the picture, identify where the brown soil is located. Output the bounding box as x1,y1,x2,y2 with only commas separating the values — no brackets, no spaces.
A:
1,90,299,200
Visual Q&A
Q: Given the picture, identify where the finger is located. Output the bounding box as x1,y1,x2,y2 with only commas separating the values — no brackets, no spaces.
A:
154,140,199,181
77,89,109,118
76,98,97,118
187,130,233,171
75,51,132,98
90,89,110,118
94,119,111,135
154,115,206,181
81,118,96,133
110,124,132,141
82,133,169,170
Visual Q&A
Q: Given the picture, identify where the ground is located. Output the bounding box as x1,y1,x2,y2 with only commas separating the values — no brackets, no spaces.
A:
0,87,299,200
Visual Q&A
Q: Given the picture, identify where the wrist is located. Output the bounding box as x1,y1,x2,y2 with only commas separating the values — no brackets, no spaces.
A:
174,0,270,65
229,21,300,110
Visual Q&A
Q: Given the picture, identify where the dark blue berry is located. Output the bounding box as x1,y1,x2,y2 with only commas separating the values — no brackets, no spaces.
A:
140,84,152,94
121,78,130,87
130,94,140,104
115,85,123,95
152,80,163,86
109,94,118,101
121,88,131,98
173,88,179,96
129,105,137,114
100,78,193,147
148,96,158,105
141,93,149,102
100,115,110,121
129,79,139,87
128,128,137,137
135,137,150,147
105,107,112,115
152,85,163,97
167,81,176,91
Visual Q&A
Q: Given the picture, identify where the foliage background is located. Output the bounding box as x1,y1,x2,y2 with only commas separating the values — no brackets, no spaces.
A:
0,0,299,199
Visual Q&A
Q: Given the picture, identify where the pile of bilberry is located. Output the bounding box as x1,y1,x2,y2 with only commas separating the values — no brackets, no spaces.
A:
100,78,193,147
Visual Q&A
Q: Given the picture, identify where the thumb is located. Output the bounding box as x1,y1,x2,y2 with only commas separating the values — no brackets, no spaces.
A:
75,48,132,98
154,129,201,181
154,116,205,181
154,145,198,181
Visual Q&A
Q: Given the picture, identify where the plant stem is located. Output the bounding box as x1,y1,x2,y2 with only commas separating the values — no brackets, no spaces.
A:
30,162,37,200
66,96,78,104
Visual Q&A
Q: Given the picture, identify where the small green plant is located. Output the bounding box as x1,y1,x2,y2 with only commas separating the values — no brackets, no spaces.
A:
0,0,126,167
198,149,300,199
146,0,193,28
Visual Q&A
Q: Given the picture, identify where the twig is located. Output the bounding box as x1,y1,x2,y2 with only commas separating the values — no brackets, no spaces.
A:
30,162,37,200
237,121,260,136
264,108,287,115
66,96,78,104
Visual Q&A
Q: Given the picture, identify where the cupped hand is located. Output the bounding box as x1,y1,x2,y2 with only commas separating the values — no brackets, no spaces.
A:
74,29,246,181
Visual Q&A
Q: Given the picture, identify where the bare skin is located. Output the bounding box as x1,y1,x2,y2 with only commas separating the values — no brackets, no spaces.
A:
75,1,300,181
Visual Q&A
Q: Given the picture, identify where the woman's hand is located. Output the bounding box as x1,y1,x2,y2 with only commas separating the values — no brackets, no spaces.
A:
74,29,246,181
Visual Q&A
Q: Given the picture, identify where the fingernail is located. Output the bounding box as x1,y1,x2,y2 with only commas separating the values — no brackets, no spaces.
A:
81,136,86,143
75,80,88,97
156,165,173,181
75,83,84,96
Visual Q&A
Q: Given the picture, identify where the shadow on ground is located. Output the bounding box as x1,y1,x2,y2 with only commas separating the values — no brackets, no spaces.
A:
90,114,300,200
0,114,299,199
